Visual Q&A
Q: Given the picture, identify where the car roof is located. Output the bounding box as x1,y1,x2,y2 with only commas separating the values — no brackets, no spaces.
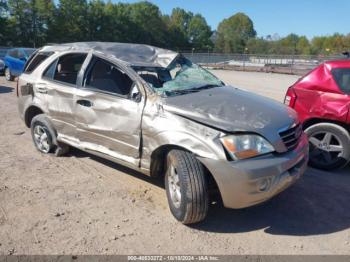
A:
39,42,179,68
8,47,36,51
324,59,350,69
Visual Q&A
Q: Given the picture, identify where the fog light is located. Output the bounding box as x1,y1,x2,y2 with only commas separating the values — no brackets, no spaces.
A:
258,178,271,192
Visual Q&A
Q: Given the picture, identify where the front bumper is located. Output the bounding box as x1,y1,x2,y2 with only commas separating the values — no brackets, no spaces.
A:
198,133,309,209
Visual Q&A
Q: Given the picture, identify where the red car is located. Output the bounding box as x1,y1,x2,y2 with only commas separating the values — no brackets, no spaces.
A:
285,60,350,170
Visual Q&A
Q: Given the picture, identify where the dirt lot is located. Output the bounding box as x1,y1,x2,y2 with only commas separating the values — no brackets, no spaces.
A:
0,71,349,255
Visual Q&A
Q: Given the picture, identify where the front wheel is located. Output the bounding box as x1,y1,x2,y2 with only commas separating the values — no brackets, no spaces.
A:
165,149,209,224
305,123,350,170
5,68,14,81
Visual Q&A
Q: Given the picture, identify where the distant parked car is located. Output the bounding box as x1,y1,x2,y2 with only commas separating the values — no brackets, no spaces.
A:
4,48,36,81
284,60,350,170
0,58,4,75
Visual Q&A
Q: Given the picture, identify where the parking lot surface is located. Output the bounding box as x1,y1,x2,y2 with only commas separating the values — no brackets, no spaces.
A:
0,71,349,255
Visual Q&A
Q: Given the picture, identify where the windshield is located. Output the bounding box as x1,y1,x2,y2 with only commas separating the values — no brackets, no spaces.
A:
133,56,224,96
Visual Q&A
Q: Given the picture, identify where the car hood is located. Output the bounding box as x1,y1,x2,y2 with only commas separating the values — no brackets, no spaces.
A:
162,86,298,142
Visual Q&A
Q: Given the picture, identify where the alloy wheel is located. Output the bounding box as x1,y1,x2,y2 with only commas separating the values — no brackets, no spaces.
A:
33,125,51,153
167,164,182,208
309,131,344,166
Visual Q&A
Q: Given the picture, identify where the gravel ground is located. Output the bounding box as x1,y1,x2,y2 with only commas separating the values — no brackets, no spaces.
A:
0,71,349,255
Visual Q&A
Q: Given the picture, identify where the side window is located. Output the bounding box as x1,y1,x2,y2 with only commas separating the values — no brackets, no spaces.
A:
8,49,18,58
84,57,134,96
43,59,57,79
24,52,53,74
42,53,87,85
332,68,350,94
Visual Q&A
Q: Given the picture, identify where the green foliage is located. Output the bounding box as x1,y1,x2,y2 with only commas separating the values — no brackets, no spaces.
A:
188,14,213,50
245,33,350,55
0,1,349,56
0,0,11,45
215,12,256,53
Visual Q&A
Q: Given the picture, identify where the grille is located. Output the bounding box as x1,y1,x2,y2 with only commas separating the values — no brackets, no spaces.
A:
279,124,302,151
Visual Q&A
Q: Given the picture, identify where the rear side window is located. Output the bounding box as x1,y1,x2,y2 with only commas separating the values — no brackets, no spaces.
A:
332,68,350,94
24,52,53,74
42,53,87,85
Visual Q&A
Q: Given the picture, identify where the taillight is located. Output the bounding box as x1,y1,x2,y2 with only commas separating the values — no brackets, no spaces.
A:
284,87,297,107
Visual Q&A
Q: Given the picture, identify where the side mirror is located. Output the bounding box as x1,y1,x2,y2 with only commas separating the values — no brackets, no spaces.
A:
19,57,27,62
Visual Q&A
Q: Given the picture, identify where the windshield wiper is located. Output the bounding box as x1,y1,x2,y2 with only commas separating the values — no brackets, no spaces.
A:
164,89,199,96
193,84,221,90
165,84,221,96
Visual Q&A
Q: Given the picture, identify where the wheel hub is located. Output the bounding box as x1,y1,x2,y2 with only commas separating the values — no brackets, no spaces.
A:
309,131,343,165
33,125,50,153
168,164,181,208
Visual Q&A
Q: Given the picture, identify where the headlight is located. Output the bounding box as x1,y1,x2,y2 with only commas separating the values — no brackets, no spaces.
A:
220,134,274,160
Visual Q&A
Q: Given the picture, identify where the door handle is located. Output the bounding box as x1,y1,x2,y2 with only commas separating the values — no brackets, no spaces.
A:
77,99,93,107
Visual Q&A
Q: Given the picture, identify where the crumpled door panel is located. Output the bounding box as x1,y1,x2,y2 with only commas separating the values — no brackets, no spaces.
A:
74,89,143,164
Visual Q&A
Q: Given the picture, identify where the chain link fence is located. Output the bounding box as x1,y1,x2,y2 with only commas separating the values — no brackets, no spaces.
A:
1,46,347,75
181,52,346,75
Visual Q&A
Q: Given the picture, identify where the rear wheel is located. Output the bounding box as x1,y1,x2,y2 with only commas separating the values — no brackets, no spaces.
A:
5,68,14,81
305,123,350,170
30,114,69,156
165,149,208,224
31,115,54,154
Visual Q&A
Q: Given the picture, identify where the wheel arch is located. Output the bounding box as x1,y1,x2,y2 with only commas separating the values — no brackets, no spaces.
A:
150,144,220,195
24,105,45,127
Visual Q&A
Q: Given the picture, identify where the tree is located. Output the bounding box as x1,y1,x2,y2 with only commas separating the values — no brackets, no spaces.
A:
169,8,192,36
103,2,136,43
51,0,88,43
5,0,54,47
215,12,256,53
32,0,55,46
127,1,168,46
166,8,192,50
187,14,212,50
296,36,310,55
246,37,270,54
7,0,33,46
0,0,10,46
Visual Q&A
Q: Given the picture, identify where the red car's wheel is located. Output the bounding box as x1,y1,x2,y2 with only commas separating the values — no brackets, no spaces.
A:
305,123,350,170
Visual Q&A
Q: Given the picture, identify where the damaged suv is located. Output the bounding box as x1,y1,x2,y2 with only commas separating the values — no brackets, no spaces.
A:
18,42,308,224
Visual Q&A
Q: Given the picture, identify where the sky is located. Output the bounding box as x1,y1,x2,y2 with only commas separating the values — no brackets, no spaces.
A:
116,0,350,39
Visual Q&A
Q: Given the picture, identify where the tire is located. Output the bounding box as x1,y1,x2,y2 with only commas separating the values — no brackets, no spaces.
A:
305,123,350,170
165,149,208,224
5,67,15,81
30,114,70,156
